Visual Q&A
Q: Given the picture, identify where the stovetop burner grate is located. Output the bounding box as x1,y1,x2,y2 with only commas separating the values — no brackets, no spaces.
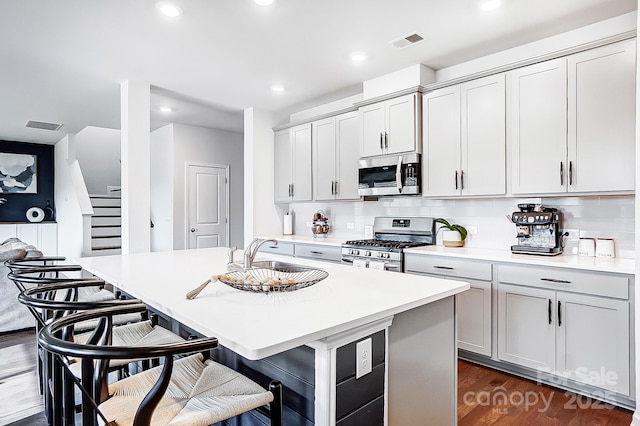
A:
343,239,429,250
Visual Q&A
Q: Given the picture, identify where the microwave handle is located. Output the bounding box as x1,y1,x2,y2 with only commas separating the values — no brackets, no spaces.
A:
396,156,403,193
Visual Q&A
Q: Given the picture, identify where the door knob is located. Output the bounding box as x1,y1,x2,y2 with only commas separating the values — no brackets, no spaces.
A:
190,228,196,232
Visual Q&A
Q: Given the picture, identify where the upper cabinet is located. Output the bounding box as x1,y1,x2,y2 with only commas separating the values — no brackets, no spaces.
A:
510,39,636,195
313,112,360,201
274,123,312,203
359,93,421,157
423,74,506,197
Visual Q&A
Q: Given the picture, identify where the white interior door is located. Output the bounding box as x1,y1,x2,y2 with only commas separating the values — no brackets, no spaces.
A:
187,164,229,249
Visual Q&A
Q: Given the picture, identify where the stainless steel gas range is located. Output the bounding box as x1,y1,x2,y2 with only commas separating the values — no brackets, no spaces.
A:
341,217,435,272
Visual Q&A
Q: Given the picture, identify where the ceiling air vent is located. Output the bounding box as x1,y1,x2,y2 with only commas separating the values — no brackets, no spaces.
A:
25,120,64,131
390,33,424,49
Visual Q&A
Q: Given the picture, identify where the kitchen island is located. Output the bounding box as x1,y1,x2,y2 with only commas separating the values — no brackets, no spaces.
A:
77,247,469,425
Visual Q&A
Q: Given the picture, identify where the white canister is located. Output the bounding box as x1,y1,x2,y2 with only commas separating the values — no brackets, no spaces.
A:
595,238,615,258
283,213,293,235
577,238,595,257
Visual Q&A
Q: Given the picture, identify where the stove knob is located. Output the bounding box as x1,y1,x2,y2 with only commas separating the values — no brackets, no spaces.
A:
353,249,360,256
527,216,535,224
377,252,383,258
364,250,371,257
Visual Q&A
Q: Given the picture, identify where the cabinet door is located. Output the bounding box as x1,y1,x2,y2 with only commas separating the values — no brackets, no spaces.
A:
37,223,58,256
422,86,461,197
0,224,17,243
386,93,418,155
509,58,568,194
556,292,629,396
461,74,506,196
291,123,312,201
274,129,293,203
568,39,636,193
313,117,337,201
497,283,556,371
359,102,386,157
335,112,360,200
457,279,492,357
16,224,38,248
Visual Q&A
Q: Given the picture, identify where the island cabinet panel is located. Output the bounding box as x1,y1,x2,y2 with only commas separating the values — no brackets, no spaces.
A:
259,240,295,256
295,243,342,263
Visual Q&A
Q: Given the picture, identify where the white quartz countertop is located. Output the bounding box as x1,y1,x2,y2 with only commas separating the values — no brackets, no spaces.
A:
258,234,347,247
404,246,635,275
76,248,468,360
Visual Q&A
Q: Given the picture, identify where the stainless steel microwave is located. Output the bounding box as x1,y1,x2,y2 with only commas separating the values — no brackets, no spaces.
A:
358,153,420,196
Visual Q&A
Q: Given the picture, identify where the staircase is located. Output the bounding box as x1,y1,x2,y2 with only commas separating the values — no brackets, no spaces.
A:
89,195,121,255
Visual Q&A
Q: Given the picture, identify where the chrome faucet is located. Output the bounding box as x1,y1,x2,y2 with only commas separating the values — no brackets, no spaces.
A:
243,238,277,269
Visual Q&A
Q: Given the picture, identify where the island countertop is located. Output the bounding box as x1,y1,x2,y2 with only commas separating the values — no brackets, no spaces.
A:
76,247,469,360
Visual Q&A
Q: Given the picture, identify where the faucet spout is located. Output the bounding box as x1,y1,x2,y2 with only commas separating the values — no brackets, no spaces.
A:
243,238,278,269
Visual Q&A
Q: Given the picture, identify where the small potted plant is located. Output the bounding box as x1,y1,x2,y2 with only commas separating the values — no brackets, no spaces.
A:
434,218,468,247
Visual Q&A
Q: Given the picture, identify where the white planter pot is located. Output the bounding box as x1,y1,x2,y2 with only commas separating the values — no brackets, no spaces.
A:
442,230,464,247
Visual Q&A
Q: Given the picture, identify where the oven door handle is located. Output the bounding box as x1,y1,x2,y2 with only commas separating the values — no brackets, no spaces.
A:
396,156,403,193
385,263,402,272
341,257,354,264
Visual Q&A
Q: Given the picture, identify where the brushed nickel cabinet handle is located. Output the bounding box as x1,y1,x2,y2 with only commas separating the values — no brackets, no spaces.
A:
560,162,564,186
461,170,465,190
541,278,571,284
569,161,573,186
380,133,383,150
455,171,459,190
433,266,454,270
548,299,552,324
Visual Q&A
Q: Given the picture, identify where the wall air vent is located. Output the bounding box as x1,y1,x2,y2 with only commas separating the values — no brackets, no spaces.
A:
390,33,424,49
25,120,64,131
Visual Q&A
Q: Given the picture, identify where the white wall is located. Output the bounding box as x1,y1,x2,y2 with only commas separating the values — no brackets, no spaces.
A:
171,123,244,250
244,108,286,248
53,135,84,260
150,124,174,252
74,126,121,195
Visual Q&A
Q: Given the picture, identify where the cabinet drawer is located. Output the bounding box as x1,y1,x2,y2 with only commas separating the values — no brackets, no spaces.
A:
497,264,628,299
260,241,295,256
295,243,341,263
404,254,492,281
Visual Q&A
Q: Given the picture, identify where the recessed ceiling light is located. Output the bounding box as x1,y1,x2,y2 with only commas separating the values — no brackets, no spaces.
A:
254,0,274,6
480,0,501,11
271,85,285,93
158,106,173,112
156,1,183,17
351,53,367,61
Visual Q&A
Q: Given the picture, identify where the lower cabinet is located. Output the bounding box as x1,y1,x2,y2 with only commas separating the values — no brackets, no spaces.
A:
497,265,630,396
404,254,492,357
261,240,342,264
0,222,58,255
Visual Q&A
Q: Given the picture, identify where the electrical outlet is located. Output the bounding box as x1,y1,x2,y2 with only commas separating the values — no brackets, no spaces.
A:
565,229,579,241
356,338,372,379
306,221,313,228
466,225,477,235
346,222,355,230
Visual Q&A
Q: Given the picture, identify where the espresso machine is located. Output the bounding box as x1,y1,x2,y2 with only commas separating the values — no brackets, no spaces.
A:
510,204,563,255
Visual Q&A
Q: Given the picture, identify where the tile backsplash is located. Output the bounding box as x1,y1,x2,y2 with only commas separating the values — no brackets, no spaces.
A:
287,195,635,259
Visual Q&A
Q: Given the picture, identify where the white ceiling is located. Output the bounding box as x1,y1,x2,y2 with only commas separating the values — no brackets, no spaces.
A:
0,0,636,144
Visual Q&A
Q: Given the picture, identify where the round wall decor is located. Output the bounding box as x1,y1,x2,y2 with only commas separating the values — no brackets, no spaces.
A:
26,207,45,223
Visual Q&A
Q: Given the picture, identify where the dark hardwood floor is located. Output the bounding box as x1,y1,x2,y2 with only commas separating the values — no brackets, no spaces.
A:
459,360,634,425
0,329,635,425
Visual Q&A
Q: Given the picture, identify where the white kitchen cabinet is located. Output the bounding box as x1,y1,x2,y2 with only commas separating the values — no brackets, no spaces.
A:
274,123,312,203
404,254,492,357
567,39,636,193
0,222,58,255
509,58,567,194
313,112,359,201
497,264,630,396
294,242,342,263
0,224,17,242
423,74,505,197
510,39,635,195
359,93,420,157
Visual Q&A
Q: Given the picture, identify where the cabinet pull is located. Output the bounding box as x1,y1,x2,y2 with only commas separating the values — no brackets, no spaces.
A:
540,278,571,284
455,171,459,190
380,133,383,150
268,245,278,249
560,162,564,185
291,183,294,197
460,170,465,190
548,299,552,324
310,251,323,255
331,181,335,195
569,161,573,186
334,181,338,195
558,301,562,326
384,132,388,149
433,266,454,270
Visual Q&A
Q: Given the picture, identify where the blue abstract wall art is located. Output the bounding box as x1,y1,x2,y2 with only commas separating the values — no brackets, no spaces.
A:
0,152,37,193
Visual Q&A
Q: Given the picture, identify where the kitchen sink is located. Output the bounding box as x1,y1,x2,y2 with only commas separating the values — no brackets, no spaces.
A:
246,260,312,273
